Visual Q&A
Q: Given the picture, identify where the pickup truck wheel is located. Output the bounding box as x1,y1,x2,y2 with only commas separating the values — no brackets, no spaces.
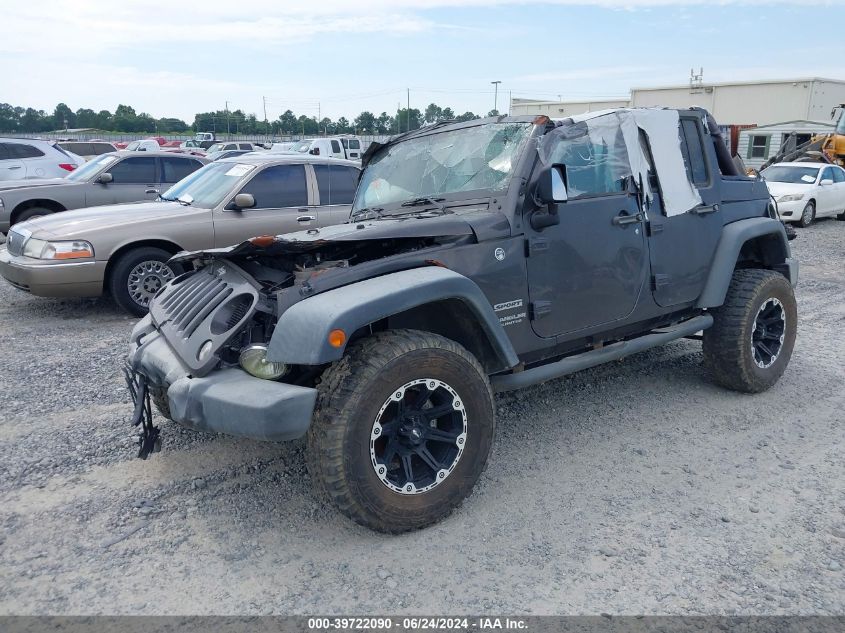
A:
307,329,495,533
703,269,796,393
108,247,176,317
797,201,815,227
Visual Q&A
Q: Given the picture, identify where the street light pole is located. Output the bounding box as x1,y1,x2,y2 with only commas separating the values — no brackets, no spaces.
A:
491,80,501,114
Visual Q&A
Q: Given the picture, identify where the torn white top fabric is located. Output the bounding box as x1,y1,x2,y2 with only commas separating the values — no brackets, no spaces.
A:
550,108,702,217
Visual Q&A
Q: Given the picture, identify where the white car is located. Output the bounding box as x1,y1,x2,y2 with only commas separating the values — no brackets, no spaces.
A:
762,162,845,227
0,138,84,181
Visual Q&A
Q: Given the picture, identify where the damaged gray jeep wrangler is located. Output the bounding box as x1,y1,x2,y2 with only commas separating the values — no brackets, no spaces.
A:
127,108,798,533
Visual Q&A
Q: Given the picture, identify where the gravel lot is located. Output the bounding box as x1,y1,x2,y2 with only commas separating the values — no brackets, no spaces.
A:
0,220,843,616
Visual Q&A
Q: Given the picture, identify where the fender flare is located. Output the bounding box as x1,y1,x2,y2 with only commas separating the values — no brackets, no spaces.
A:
696,217,796,308
267,266,519,372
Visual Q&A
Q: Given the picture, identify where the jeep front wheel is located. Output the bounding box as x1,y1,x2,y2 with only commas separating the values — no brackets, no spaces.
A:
306,330,495,533
703,269,797,393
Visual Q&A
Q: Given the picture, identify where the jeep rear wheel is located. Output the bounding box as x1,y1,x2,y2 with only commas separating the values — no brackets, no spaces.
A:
306,330,495,533
703,269,797,393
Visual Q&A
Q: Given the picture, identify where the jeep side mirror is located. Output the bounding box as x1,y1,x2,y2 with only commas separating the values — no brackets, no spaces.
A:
97,172,113,184
537,164,568,203
531,164,566,230
231,193,256,210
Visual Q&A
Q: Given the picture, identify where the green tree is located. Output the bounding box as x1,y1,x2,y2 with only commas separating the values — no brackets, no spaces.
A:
0,103,19,132
376,112,392,134
336,117,351,134
424,103,442,124
278,109,297,134
319,117,333,134
53,103,76,130
487,109,500,117
394,108,421,133
95,110,112,130
455,111,480,122
441,107,455,121
20,108,50,132
354,111,376,134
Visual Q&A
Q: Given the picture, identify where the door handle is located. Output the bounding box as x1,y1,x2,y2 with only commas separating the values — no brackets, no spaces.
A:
8,166,21,170
691,204,719,215
297,215,316,223
145,188,160,194
612,212,641,226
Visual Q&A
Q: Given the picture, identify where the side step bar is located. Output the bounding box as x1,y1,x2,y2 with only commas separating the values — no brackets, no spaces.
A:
491,314,713,393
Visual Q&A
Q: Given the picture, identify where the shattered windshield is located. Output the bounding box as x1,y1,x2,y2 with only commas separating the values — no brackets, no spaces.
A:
353,122,532,212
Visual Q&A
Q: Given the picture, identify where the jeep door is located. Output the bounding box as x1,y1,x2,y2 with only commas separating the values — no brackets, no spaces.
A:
526,128,648,338
86,156,158,205
310,162,359,224
645,115,722,307
212,163,313,247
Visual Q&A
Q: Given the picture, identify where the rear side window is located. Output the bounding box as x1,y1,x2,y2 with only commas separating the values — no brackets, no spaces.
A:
238,143,252,150
108,156,157,183
330,140,341,153
348,139,360,150
60,142,89,155
91,143,115,154
0,144,10,160
678,119,709,186
8,143,45,159
313,164,360,205
160,157,202,183
239,164,308,208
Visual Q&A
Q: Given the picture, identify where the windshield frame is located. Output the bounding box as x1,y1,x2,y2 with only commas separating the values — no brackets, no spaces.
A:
351,119,537,216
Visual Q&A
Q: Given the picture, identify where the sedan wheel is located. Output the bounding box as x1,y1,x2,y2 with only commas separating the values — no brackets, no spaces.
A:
109,246,177,317
797,201,815,228
127,260,174,308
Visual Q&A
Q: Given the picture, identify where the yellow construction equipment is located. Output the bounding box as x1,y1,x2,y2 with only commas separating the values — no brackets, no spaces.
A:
761,104,845,169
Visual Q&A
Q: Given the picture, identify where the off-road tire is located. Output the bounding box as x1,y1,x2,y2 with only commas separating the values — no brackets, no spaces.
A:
108,247,176,317
703,269,797,393
306,329,495,533
13,206,54,225
150,385,172,420
797,201,815,227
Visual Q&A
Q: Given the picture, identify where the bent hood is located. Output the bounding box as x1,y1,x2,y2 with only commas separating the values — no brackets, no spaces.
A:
18,201,208,239
173,207,510,264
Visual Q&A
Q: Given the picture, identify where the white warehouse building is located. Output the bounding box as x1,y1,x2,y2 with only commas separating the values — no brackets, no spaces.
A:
511,77,845,127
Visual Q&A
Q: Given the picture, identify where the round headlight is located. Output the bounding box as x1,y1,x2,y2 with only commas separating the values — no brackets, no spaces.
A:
239,344,287,380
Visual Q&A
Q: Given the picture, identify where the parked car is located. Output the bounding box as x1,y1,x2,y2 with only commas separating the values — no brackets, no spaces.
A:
124,109,797,532
269,142,297,153
125,139,161,152
206,142,259,153
762,161,845,226
0,154,361,315
206,149,252,161
0,151,208,232
0,138,85,181
296,136,366,160
57,141,118,160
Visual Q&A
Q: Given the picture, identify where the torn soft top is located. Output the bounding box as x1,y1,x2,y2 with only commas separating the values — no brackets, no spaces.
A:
542,107,702,217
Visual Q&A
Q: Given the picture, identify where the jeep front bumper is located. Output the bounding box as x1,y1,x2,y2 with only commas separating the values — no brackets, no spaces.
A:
127,316,317,442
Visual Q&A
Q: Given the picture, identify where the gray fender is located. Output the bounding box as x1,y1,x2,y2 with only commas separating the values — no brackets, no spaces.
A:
267,266,519,371
697,217,797,308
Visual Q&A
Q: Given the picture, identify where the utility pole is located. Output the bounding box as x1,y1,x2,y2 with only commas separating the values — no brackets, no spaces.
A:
407,88,410,131
262,96,268,135
491,80,501,114
225,100,231,137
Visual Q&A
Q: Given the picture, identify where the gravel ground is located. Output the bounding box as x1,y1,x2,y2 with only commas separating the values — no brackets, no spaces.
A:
0,220,843,616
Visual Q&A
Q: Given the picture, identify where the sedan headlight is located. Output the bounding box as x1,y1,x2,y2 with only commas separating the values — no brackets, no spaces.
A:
239,344,288,380
778,193,804,203
23,238,94,260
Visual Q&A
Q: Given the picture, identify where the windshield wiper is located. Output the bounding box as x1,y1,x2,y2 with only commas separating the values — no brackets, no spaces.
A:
350,206,384,220
400,196,445,207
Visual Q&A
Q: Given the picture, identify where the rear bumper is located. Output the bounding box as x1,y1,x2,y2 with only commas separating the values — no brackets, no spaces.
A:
0,247,105,297
127,316,317,441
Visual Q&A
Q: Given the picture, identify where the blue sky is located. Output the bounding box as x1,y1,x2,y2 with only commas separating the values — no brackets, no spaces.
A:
3,0,843,123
